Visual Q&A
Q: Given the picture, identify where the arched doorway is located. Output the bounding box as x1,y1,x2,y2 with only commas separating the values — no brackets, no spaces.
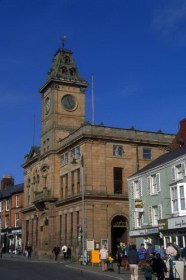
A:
111,215,128,257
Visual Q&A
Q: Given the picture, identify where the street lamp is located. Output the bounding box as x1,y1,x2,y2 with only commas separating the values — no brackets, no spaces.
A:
72,155,85,265
81,155,85,265
0,210,2,257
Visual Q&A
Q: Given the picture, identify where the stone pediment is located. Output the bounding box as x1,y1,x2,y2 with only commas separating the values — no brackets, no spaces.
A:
24,146,40,162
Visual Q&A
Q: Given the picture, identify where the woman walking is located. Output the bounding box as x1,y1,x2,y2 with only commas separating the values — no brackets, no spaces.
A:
99,245,108,272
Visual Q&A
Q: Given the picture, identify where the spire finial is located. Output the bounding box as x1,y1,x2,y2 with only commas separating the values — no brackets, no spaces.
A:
61,35,67,49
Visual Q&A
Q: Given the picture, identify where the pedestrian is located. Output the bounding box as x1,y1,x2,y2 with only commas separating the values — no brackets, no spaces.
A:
165,243,177,260
145,244,154,260
99,245,108,272
138,243,147,270
152,253,167,280
107,252,114,271
144,259,153,280
9,244,14,258
61,244,67,260
125,242,131,256
52,245,60,261
128,244,139,280
27,244,32,259
156,245,166,260
116,242,125,268
67,245,71,261
172,242,181,260
181,246,186,260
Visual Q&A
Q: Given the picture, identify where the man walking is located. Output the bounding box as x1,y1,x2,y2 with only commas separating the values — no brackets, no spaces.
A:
128,244,139,280
52,245,60,261
61,244,67,260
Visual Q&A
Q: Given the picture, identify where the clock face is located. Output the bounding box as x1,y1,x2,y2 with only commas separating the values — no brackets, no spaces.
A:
45,97,51,114
61,94,77,111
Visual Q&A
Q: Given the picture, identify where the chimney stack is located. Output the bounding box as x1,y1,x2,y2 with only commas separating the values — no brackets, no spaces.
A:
1,175,14,190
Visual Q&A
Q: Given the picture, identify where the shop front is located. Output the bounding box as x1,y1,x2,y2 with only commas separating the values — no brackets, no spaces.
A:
158,216,186,248
129,227,160,249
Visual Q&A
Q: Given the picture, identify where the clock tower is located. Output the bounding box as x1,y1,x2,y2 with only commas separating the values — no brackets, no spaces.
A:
40,48,88,152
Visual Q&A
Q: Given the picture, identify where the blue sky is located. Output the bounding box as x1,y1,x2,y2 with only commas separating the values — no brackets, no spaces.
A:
0,0,186,184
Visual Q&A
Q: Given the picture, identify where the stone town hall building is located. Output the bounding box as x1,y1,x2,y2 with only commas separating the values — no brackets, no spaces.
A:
22,46,174,258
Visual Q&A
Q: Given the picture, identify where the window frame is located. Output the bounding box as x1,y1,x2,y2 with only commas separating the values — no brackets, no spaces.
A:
6,199,10,211
171,162,186,181
149,205,162,226
133,179,142,199
143,148,152,160
147,173,161,195
15,213,19,227
114,167,123,194
171,183,186,214
15,195,19,208
113,145,124,157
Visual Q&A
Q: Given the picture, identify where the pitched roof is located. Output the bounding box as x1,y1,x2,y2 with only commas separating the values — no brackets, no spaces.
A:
0,183,24,198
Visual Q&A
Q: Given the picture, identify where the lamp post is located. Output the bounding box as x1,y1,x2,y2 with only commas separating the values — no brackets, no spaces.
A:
81,155,85,265
0,211,2,257
72,154,85,265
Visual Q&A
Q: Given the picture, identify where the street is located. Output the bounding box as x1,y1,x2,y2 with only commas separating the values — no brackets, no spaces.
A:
0,259,122,280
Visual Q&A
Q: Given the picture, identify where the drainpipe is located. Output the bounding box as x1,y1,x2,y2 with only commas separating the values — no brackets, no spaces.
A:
136,144,139,172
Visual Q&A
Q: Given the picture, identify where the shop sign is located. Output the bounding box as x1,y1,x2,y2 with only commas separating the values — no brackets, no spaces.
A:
146,227,159,234
135,199,144,212
12,229,21,233
158,219,168,230
129,229,147,236
168,215,186,229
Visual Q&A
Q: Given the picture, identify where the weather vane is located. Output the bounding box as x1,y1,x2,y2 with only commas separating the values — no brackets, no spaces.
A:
61,35,67,49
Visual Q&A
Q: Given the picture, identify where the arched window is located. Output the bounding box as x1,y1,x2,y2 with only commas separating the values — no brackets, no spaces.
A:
28,178,31,186
62,66,67,74
65,56,70,64
37,174,40,183
70,68,76,76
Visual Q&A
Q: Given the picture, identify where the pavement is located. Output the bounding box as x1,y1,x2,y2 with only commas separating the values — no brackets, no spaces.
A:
0,253,145,280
